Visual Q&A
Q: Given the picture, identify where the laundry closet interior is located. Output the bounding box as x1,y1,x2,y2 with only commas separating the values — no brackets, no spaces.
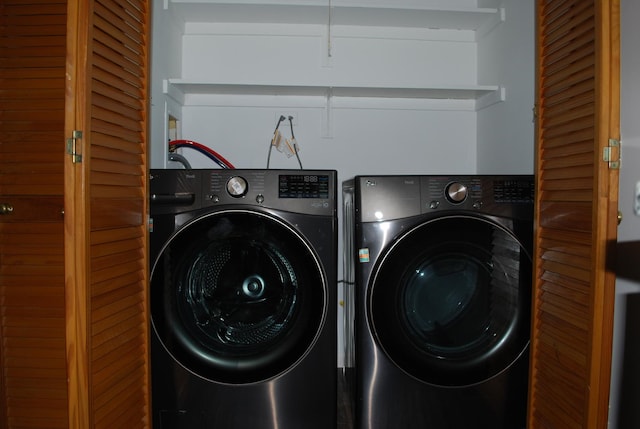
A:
149,0,534,366
149,0,535,424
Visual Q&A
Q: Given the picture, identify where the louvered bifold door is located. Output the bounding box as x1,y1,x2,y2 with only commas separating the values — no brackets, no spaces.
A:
529,1,620,428
0,1,69,428
64,0,150,428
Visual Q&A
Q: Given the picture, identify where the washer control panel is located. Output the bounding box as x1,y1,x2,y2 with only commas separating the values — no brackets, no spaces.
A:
150,169,336,216
207,169,336,215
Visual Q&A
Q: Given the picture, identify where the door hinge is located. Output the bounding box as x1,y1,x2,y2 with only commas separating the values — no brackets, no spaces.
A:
603,138,620,169
66,130,83,163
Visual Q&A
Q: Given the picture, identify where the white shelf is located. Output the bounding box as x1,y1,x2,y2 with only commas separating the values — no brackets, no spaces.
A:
159,1,507,116
166,80,500,101
169,0,500,30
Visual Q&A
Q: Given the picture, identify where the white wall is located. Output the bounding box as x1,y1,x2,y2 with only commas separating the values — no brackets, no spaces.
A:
155,1,534,177
609,1,640,427
150,0,184,169
477,0,535,174
171,21,481,178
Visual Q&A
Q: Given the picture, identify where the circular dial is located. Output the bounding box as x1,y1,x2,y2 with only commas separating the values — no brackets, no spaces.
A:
226,176,248,198
445,182,467,203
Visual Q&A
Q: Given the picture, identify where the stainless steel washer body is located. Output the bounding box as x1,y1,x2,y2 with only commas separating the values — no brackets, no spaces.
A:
150,169,338,429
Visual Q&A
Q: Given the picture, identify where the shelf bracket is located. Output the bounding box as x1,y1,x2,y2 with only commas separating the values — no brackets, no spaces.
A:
321,88,334,139
477,7,506,40
321,2,334,68
476,87,506,111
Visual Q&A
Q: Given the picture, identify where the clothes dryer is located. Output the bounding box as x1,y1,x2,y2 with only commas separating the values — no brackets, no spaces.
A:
149,169,337,429
344,175,534,429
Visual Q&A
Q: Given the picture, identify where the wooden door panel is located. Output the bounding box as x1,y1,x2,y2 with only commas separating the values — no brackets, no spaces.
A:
65,0,150,427
0,1,69,428
0,197,64,223
530,0,620,428
3,0,151,426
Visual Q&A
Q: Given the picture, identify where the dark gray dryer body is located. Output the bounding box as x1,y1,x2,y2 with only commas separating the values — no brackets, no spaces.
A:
343,175,534,429
149,169,337,429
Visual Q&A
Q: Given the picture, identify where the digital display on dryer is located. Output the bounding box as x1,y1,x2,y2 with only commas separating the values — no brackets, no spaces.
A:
279,175,330,199
493,179,535,203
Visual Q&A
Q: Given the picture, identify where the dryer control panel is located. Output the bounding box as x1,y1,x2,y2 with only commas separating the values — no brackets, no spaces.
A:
354,175,534,222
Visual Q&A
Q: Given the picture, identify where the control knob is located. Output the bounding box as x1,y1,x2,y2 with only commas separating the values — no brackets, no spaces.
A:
445,182,467,203
226,176,248,198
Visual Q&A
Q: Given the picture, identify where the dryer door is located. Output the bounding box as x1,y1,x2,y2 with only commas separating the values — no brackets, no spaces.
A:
369,215,531,387
150,210,326,384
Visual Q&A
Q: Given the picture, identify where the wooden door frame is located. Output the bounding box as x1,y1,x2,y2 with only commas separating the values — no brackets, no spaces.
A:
588,0,620,425
64,0,93,427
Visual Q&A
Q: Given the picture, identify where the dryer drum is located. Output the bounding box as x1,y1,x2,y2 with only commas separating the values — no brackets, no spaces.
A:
369,215,532,387
151,210,327,385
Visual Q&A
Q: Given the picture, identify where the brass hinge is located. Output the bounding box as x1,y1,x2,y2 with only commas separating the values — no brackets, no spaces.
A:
66,130,83,163
603,138,620,169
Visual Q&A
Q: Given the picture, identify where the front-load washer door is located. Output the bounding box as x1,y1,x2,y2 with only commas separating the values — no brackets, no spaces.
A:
151,210,327,384
369,215,531,387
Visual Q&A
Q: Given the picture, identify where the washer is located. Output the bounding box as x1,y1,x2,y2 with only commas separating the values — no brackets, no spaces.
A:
149,169,337,429
343,175,534,429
